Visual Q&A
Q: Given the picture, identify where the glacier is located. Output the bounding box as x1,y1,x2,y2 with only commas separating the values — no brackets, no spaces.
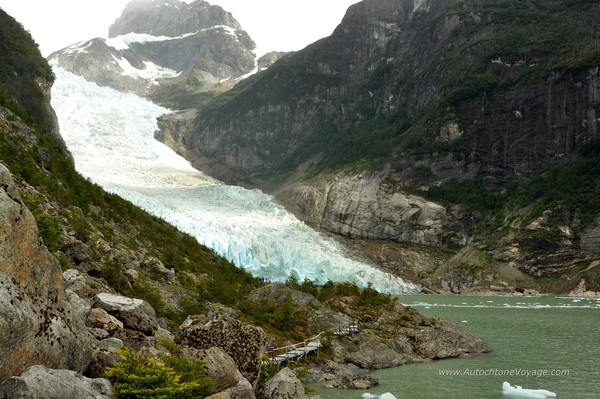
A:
50,67,419,294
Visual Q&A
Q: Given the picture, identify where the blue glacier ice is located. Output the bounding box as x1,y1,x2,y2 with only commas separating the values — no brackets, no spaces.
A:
50,67,419,294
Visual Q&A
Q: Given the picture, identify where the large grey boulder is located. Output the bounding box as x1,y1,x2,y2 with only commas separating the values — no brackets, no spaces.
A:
206,372,255,399
258,367,305,399
181,347,239,392
0,365,111,399
95,292,159,334
0,163,93,379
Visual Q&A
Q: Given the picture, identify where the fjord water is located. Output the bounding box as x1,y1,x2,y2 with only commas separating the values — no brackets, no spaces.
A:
314,295,600,399
50,67,416,294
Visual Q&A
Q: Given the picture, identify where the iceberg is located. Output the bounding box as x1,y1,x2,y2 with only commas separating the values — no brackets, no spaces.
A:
502,381,557,398
362,393,396,399
50,67,419,294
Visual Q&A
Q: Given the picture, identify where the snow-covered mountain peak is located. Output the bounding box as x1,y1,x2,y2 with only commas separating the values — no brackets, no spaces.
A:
48,0,257,100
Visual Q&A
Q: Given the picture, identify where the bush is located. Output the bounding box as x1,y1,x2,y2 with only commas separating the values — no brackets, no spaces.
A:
105,348,212,399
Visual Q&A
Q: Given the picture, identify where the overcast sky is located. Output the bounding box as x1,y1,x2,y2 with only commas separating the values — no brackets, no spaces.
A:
0,0,359,57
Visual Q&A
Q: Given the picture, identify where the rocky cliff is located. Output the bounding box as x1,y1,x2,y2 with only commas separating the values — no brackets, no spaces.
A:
174,0,599,188
0,163,93,379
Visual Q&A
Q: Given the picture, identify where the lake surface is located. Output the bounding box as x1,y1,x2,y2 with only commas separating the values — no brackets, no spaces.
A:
314,295,600,399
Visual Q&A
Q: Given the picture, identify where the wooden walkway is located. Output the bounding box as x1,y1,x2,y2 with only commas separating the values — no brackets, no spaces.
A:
268,333,323,366
333,321,361,336
266,321,361,366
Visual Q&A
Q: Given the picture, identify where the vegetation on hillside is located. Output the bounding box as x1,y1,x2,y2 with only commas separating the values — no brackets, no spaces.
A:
0,9,55,130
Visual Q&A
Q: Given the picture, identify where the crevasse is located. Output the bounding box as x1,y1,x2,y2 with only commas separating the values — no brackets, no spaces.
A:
51,67,419,294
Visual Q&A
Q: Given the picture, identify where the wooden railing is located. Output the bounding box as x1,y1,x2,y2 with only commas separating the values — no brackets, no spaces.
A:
265,321,361,366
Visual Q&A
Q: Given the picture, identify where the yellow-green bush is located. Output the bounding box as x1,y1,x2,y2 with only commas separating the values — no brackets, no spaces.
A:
105,348,213,399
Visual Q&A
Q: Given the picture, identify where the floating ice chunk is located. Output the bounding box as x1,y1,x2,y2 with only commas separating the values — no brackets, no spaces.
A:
502,382,556,398
362,393,396,399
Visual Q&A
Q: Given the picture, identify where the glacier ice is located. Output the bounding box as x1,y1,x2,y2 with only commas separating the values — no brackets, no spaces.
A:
362,393,397,399
502,382,557,398
50,67,419,294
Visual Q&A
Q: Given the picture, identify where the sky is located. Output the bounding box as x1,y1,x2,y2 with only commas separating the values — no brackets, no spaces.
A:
0,0,359,57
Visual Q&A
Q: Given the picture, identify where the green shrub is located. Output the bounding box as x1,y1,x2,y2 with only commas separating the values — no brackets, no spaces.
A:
35,214,61,253
105,348,212,399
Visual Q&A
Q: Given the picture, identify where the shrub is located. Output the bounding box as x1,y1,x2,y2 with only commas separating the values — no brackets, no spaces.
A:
105,348,212,399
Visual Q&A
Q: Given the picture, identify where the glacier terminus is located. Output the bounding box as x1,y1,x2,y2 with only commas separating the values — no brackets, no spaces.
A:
51,67,418,294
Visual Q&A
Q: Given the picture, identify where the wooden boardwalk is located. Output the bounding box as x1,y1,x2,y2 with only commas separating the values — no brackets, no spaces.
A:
268,333,323,366
333,321,361,336
266,321,361,366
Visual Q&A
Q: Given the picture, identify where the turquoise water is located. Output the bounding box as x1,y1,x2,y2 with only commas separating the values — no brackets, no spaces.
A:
314,295,600,399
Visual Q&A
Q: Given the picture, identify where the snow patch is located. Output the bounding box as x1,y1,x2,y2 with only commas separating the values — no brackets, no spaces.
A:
60,40,94,56
106,31,200,50
111,55,180,81
201,25,238,39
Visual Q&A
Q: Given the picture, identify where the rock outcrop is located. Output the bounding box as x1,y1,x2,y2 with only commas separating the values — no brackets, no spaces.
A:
0,365,112,399
277,170,449,246
176,314,266,386
95,292,159,335
0,163,93,380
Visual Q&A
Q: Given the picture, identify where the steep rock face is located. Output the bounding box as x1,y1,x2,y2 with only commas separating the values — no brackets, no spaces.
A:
278,170,449,246
49,0,256,98
175,0,456,184
457,67,600,187
0,163,93,380
176,0,599,188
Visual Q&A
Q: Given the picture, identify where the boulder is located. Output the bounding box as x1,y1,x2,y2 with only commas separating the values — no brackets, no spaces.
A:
176,315,266,386
0,365,111,399
259,367,305,399
95,292,158,334
0,163,93,379
223,372,255,399
86,307,124,334
181,347,239,392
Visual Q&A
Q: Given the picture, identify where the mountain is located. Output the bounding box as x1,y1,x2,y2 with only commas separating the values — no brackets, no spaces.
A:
155,0,600,294
48,0,261,107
